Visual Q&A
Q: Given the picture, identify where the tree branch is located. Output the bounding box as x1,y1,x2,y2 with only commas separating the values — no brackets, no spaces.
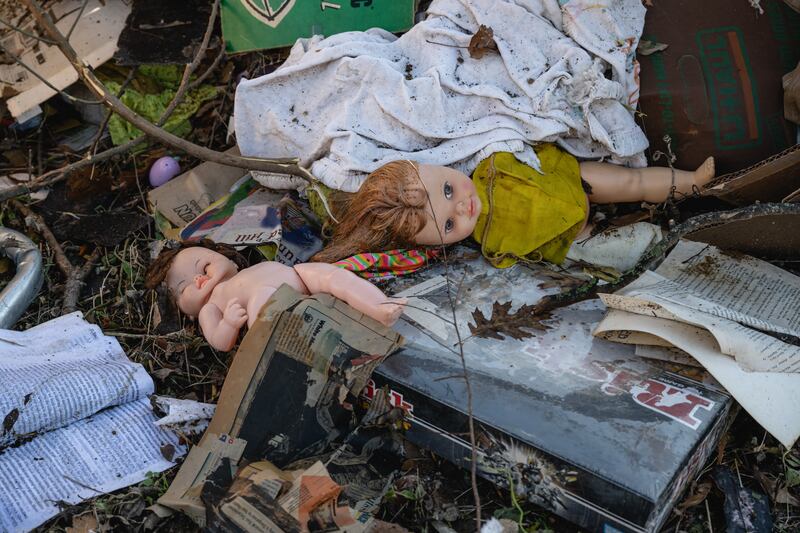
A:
19,0,314,181
0,136,145,203
11,199,71,276
62,247,101,313
158,0,220,128
10,199,102,314
470,203,800,339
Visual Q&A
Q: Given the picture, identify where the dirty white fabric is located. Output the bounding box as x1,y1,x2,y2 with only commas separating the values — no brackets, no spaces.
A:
566,221,663,272
235,0,648,192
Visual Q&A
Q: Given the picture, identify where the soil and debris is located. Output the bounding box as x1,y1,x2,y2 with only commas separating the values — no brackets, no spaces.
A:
1,1,800,533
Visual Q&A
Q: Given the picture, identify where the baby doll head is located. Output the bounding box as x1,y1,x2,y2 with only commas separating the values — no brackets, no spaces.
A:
312,161,481,263
145,241,248,317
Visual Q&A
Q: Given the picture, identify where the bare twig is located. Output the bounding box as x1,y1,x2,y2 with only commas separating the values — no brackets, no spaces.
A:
419,169,482,526
189,47,226,91
442,258,482,528
0,16,57,44
20,0,314,180
0,40,102,105
11,199,70,275
10,200,103,314
158,0,219,128
0,136,145,203
469,203,800,339
65,0,89,40
62,247,102,313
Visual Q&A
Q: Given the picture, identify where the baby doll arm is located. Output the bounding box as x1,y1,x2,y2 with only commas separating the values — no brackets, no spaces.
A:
580,157,715,204
198,299,248,351
293,263,406,327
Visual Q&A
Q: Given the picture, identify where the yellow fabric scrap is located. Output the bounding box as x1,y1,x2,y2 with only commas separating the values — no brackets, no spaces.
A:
471,146,588,267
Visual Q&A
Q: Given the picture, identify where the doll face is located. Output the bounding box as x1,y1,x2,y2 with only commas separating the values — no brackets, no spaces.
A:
165,247,239,317
414,164,482,246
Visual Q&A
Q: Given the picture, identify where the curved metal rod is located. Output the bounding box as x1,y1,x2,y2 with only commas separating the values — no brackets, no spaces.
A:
0,227,43,329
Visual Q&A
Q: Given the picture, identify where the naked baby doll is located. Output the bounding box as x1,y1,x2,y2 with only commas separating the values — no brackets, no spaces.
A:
312,145,715,267
145,242,406,351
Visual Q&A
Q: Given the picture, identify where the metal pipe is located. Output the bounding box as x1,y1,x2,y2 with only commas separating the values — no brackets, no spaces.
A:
0,227,43,329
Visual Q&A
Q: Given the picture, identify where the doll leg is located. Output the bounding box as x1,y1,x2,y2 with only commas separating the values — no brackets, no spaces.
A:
293,263,407,327
579,157,715,204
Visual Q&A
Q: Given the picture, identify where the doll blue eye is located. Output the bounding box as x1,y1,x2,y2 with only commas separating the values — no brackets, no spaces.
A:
444,218,454,233
443,181,453,199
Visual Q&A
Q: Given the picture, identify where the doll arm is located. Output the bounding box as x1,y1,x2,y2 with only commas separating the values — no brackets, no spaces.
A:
198,299,248,351
580,157,715,203
293,263,406,327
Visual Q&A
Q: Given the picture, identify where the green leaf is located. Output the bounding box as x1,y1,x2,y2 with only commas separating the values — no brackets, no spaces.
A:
786,466,800,488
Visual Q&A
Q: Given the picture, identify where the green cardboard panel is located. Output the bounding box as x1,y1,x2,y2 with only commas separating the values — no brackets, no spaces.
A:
222,0,417,53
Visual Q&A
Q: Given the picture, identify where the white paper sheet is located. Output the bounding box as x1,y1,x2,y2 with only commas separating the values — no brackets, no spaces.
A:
0,312,154,447
0,398,183,533
595,310,800,448
0,313,186,532
599,241,800,372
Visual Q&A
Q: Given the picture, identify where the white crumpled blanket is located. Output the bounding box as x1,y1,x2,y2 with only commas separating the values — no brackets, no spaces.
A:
234,0,649,192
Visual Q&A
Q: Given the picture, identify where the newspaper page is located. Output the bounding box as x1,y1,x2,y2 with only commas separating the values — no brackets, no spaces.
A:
0,312,154,447
595,309,800,449
599,240,800,372
160,287,402,525
0,398,184,533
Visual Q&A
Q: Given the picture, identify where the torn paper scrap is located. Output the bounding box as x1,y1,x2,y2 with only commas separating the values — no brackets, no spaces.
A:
205,460,375,532
152,395,216,435
599,240,800,372
595,309,800,449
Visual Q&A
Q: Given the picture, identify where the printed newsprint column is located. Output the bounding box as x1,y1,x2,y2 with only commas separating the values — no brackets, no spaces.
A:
0,399,183,533
0,312,184,532
0,312,154,447
599,240,800,372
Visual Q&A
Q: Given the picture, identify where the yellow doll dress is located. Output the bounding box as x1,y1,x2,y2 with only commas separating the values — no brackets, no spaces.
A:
471,145,588,267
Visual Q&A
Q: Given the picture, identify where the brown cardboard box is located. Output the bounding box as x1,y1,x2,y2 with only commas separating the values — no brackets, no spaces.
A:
147,147,248,227
637,0,800,174
703,143,800,204
158,286,402,524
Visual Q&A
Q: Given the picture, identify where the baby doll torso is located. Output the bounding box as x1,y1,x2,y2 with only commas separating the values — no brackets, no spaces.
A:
166,247,308,329
164,246,406,352
205,262,308,327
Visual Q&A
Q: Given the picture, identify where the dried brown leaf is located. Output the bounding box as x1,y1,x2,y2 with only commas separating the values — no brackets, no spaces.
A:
160,443,176,461
676,481,712,512
468,25,497,59
66,513,99,533
469,301,550,340
776,485,800,507
3,407,19,433
151,367,177,380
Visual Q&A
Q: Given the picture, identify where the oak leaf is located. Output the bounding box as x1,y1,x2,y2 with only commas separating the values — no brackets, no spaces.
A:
469,300,549,341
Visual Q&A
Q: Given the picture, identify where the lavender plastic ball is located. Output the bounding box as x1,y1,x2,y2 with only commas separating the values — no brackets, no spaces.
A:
149,157,181,187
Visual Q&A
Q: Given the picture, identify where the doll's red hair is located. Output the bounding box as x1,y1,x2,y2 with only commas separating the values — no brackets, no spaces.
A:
312,161,428,263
